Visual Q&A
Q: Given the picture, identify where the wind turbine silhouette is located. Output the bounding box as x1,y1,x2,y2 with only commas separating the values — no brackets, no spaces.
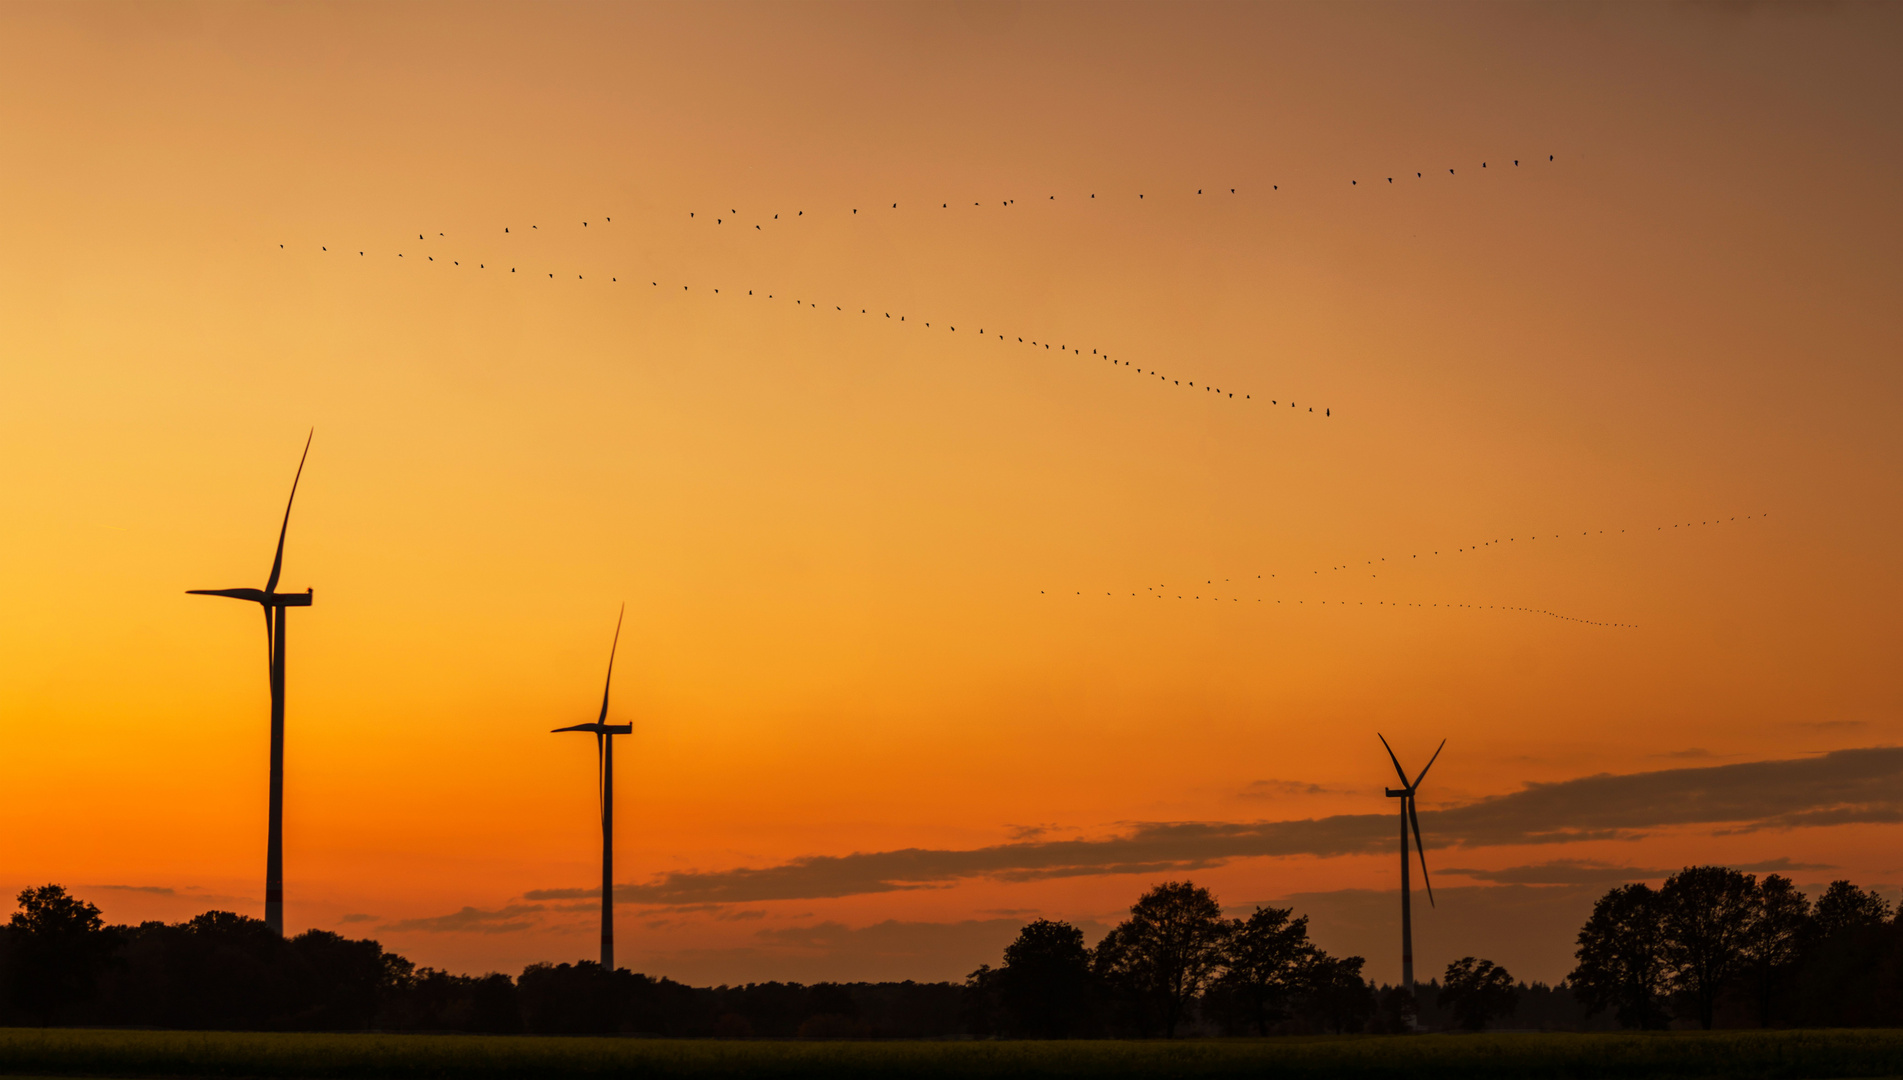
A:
1378,733,1444,1012
187,431,315,936
553,605,633,970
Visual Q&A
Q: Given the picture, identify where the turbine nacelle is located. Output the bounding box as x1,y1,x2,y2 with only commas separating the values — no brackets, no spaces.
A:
187,587,314,607
552,722,633,735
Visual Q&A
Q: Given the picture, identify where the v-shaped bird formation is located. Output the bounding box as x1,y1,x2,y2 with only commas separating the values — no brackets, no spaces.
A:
1046,588,1638,628
284,237,1330,419
1052,512,1769,629
674,153,1559,230
272,154,1562,419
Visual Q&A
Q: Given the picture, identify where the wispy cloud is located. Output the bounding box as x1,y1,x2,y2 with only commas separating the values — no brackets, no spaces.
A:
631,918,1083,985
1736,857,1835,873
521,747,1903,907
83,884,253,907
380,904,543,934
1005,823,1077,841
1443,860,1674,886
1240,779,1343,799
338,913,378,924
1444,856,1834,887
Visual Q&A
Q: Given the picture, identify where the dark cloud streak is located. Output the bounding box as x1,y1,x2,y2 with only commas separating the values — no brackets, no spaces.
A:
520,747,1903,907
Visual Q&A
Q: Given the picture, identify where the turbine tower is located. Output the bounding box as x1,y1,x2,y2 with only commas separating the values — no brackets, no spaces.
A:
187,431,315,936
553,605,633,970
1377,733,1444,1007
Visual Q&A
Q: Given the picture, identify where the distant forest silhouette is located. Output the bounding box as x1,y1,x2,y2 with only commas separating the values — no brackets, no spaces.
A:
4,868,1897,1036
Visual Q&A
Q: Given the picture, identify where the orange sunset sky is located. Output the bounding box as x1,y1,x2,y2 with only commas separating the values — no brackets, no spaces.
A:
2,1,1900,987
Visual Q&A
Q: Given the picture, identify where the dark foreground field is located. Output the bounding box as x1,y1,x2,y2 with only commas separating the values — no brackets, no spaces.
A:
4,1028,1903,1080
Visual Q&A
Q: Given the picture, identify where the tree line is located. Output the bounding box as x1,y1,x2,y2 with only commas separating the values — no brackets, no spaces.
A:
1567,866,1898,1030
965,880,1549,1036
4,867,1897,1035
0,885,959,1036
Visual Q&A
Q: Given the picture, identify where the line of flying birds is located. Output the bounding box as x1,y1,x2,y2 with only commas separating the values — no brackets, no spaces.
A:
270,153,1718,633
674,155,1559,226
284,233,1327,417
1271,512,1767,580
1048,514,1768,629
276,155,1562,415
1041,590,1636,629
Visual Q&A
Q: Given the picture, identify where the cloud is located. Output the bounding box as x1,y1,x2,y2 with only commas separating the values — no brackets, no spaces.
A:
631,918,1108,986
380,904,543,934
1442,860,1674,886
1005,823,1076,841
82,884,253,907
338,913,378,924
1650,748,1718,760
1422,745,1903,845
519,747,1903,907
1240,779,1342,799
1445,856,1834,887
1735,857,1835,873
1282,885,1605,986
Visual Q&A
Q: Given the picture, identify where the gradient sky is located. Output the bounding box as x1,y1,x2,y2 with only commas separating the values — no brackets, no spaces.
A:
2,1,1900,987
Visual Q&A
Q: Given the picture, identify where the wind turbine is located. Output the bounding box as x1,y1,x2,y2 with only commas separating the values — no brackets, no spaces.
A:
1377,733,1444,1009
553,605,633,970
187,431,315,936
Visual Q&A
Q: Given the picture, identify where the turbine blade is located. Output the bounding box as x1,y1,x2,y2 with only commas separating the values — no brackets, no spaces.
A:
263,607,275,674
187,588,268,602
265,429,313,595
1409,798,1434,908
1411,738,1447,789
597,603,625,725
1376,733,1411,787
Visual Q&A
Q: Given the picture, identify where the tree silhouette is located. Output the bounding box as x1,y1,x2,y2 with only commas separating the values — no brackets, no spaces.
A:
5,885,119,1025
1658,866,1760,1030
1570,883,1670,1030
1297,953,1375,1034
1093,881,1230,1037
995,919,1092,1038
1209,905,1315,1035
1814,880,1893,939
1438,956,1519,1031
1744,875,1810,1027
960,963,1003,1036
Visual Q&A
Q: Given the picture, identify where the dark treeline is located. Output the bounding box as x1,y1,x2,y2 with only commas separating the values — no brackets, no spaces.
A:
1567,866,1900,1030
962,881,1576,1037
4,868,1899,1036
0,885,961,1036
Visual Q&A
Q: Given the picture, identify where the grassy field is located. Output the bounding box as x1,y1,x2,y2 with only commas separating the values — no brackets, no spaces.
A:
2,1027,1902,1079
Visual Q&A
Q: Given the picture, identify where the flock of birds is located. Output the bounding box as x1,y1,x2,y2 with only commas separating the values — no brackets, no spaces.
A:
1043,514,1769,631
288,227,1325,417
674,154,1558,230
1274,512,1767,580
1042,589,1636,629
267,153,1750,635
278,157,1558,416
